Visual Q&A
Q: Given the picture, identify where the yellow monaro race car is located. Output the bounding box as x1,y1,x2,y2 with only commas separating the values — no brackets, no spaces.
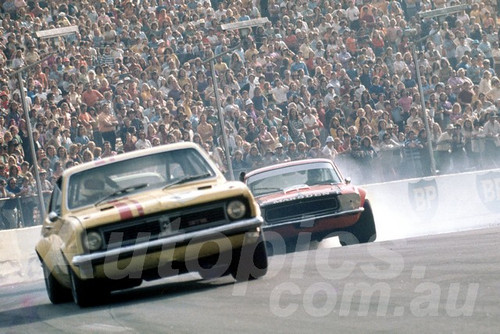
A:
36,142,267,307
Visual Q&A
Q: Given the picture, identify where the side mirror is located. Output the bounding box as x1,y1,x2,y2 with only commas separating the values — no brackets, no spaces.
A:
48,211,59,222
345,177,351,185
239,171,246,182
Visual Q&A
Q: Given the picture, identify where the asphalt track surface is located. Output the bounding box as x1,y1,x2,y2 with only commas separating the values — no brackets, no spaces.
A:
1,226,500,334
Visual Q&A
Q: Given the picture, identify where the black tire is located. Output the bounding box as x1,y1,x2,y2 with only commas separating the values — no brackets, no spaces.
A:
70,270,109,307
285,237,298,254
231,235,268,281
249,240,268,280
265,241,274,256
42,262,72,304
339,200,377,246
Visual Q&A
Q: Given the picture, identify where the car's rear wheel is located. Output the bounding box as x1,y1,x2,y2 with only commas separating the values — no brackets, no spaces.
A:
231,236,268,281
70,270,109,307
339,200,376,246
42,262,72,304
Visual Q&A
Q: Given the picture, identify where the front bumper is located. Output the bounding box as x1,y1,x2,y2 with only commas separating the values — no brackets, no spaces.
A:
72,216,263,278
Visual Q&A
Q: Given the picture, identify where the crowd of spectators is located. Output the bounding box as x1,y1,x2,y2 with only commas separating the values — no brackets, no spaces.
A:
1,0,500,228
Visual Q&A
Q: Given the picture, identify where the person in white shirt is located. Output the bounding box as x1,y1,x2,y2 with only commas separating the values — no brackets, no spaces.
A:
436,124,454,173
322,136,337,161
345,1,360,30
135,131,152,150
271,79,289,106
456,36,471,61
302,107,320,144
393,52,408,77
486,77,500,102
214,2,227,20
324,85,337,105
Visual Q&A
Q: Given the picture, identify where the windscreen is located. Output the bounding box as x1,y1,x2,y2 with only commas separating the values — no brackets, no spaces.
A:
246,162,342,197
66,148,215,209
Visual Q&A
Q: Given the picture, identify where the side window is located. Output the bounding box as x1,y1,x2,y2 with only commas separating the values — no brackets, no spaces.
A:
49,184,62,215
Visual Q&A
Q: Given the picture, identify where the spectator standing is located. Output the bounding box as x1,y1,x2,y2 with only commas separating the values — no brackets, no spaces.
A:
379,132,401,181
402,130,424,178
321,136,337,161
450,127,467,173
97,103,118,151
3,177,21,229
436,124,454,174
274,143,289,162
135,131,152,150
81,83,104,108
483,112,500,168
232,150,248,180
245,145,263,170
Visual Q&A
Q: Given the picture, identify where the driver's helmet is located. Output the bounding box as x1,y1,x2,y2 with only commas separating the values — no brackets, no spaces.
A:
81,177,105,199
307,168,322,184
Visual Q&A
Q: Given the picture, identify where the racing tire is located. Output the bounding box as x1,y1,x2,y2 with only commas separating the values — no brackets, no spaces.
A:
70,270,109,307
339,200,376,246
42,262,72,304
285,237,299,253
231,236,268,281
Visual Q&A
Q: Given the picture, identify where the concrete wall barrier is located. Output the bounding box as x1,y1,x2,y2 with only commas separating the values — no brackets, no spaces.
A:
364,168,500,241
0,226,42,286
1,168,500,286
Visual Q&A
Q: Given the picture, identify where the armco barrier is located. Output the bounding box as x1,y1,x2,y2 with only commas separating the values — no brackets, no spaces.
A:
1,169,500,286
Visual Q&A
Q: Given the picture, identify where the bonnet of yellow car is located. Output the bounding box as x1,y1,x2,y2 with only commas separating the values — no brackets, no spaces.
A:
68,179,255,229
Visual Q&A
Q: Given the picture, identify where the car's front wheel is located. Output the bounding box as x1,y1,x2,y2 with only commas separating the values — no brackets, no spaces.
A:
339,200,376,246
42,262,72,304
70,270,109,307
231,235,268,281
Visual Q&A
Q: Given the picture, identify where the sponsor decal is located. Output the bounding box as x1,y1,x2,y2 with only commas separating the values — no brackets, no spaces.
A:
270,192,334,205
408,179,438,219
476,171,500,212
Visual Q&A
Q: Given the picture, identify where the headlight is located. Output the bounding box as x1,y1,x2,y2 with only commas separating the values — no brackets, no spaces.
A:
338,193,361,211
83,231,103,251
227,200,246,220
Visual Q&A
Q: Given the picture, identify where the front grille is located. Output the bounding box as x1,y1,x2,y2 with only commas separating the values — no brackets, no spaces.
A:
93,200,236,251
171,207,226,230
102,218,163,247
264,195,339,225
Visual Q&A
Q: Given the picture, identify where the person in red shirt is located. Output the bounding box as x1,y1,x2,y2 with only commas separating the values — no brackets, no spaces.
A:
81,83,104,108
0,91,9,109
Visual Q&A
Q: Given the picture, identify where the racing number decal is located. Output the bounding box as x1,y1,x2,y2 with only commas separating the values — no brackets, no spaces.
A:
408,179,439,219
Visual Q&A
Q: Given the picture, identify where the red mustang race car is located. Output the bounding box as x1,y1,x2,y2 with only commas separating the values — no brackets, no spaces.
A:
242,159,376,252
